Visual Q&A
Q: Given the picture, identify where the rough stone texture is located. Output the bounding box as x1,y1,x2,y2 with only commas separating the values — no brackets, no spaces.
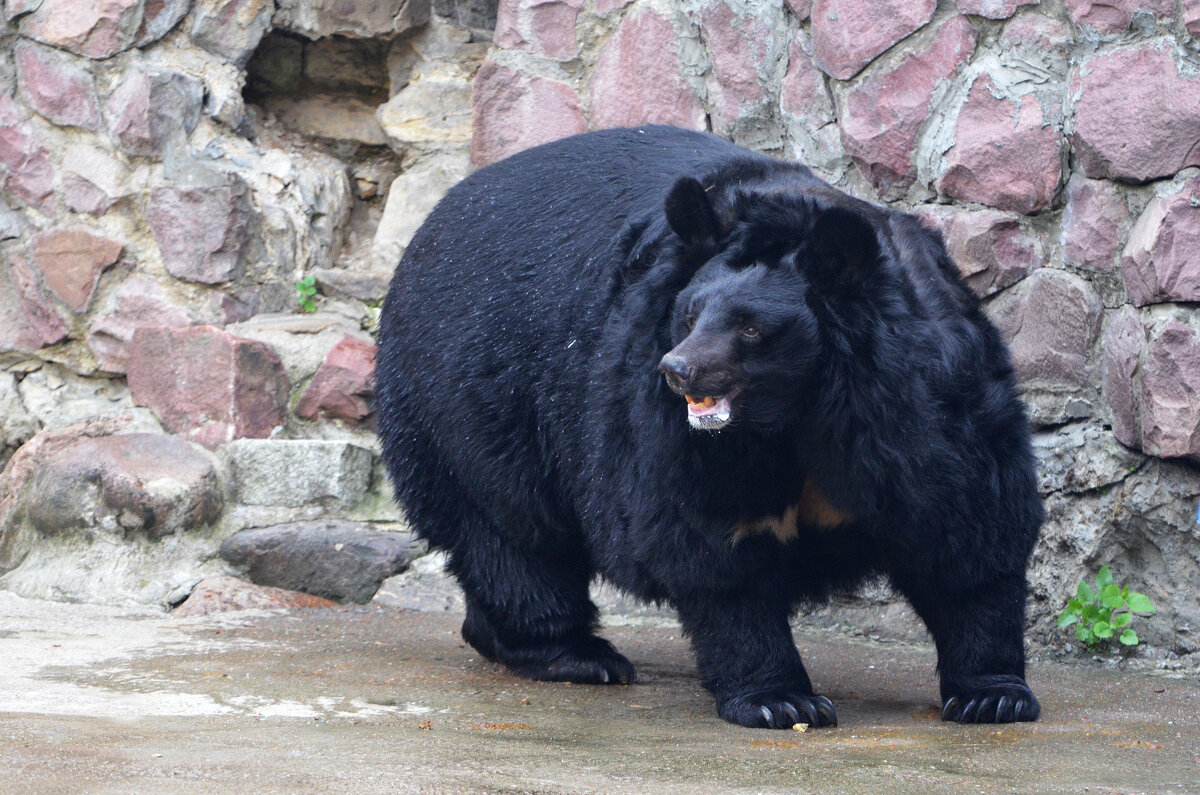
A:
30,226,123,312
104,66,204,158
60,143,133,216
0,94,55,214
0,257,69,354
222,439,373,511
1032,422,1144,496
1071,44,1200,183
136,0,191,46
0,416,137,575
494,0,583,61
0,373,39,466
1140,319,1200,459
14,40,102,131
224,312,369,387
1066,0,1174,33
295,336,376,427
779,31,841,177
937,74,1062,214
987,269,1102,424
837,14,977,199
86,274,192,374
693,0,778,142
17,0,143,59
470,61,587,167
190,0,274,66
273,0,430,38
264,95,387,146
954,0,1036,18
916,206,1039,297
373,152,470,263
810,0,936,80
1061,175,1130,273
1102,305,1145,451
146,180,253,285
1186,0,1200,38
588,5,706,131
27,434,223,540
378,70,474,152
1120,175,1200,307
127,326,289,449
172,575,338,616
220,521,422,603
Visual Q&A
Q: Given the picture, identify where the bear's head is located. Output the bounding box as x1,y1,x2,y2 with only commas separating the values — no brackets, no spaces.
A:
658,174,888,433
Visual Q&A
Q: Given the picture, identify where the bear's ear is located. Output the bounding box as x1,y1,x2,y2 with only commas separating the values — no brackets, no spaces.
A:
665,177,722,254
806,205,882,290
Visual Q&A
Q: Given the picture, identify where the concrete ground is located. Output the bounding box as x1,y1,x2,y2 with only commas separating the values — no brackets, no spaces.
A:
1,578,1198,794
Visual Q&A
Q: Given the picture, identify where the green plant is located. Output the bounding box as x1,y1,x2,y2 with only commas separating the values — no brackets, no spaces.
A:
1057,566,1155,650
296,275,318,313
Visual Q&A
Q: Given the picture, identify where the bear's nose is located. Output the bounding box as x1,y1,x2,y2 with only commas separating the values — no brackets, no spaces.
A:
658,353,694,390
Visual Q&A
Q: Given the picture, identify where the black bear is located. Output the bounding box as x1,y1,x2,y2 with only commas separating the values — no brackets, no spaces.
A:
375,125,1043,729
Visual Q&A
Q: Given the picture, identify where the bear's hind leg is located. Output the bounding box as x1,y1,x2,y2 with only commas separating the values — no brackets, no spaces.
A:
894,570,1040,724
451,533,635,685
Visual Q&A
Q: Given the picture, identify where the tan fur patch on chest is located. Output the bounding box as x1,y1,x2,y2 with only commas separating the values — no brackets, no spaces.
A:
735,478,854,543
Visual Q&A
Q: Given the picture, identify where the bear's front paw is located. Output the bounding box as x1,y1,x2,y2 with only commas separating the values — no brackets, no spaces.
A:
718,690,838,730
941,674,1040,723
513,636,636,685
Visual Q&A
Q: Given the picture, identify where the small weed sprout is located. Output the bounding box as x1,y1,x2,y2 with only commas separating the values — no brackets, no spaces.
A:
296,275,318,313
1057,566,1155,650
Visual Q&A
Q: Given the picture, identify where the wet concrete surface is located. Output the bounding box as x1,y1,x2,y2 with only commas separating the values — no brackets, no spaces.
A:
1,592,1198,794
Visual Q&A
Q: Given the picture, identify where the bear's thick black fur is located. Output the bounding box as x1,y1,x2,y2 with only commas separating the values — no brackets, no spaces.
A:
375,126,1044,729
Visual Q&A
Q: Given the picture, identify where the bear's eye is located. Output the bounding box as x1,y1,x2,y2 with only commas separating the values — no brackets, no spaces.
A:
741,325,760,339
685,312,697,330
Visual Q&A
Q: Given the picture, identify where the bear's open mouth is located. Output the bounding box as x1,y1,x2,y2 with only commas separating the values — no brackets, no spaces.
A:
684,392,737,430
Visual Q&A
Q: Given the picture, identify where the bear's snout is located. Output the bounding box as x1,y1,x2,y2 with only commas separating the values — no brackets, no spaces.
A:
659,353,695,391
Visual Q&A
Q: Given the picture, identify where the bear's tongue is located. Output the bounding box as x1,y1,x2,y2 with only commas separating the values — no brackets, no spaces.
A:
685,394,731,422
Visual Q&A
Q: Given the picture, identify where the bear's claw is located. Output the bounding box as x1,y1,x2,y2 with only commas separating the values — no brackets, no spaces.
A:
720,690,838,730
941,675,1039,723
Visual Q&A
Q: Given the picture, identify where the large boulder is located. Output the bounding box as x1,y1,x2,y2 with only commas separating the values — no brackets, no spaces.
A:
220,520,423,603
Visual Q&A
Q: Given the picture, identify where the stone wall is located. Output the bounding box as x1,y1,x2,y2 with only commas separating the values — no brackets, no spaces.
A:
1,0,1198,653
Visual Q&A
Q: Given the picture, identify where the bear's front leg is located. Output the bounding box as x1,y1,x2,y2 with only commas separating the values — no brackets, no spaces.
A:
895,570,1040,724
675,594,837,729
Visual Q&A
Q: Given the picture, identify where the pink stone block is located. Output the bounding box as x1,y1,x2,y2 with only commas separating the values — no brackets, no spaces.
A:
588,6,706,130
916,206,1040,297
1102,306,1145,450
87,274,192,373
495,0,583,60
147,182,251,284
1141,320,1200,458
14,40,101,131
295,336,377,426
811,0,936,80
1071,45,1200,183
1061,176,1130,273
128,325,290,449
1066,0,1174,33
18,0,142,59
1121,176,1200,306
470,60,588,167
838,15,977,199
30,226,124,312
0,257,70,354
987,269,1101,389
696,0,771,136
0,94,55,214
937,75,1062,214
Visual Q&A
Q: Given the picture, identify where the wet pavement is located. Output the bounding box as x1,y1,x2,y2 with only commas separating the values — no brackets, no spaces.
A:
1,589,1198,793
